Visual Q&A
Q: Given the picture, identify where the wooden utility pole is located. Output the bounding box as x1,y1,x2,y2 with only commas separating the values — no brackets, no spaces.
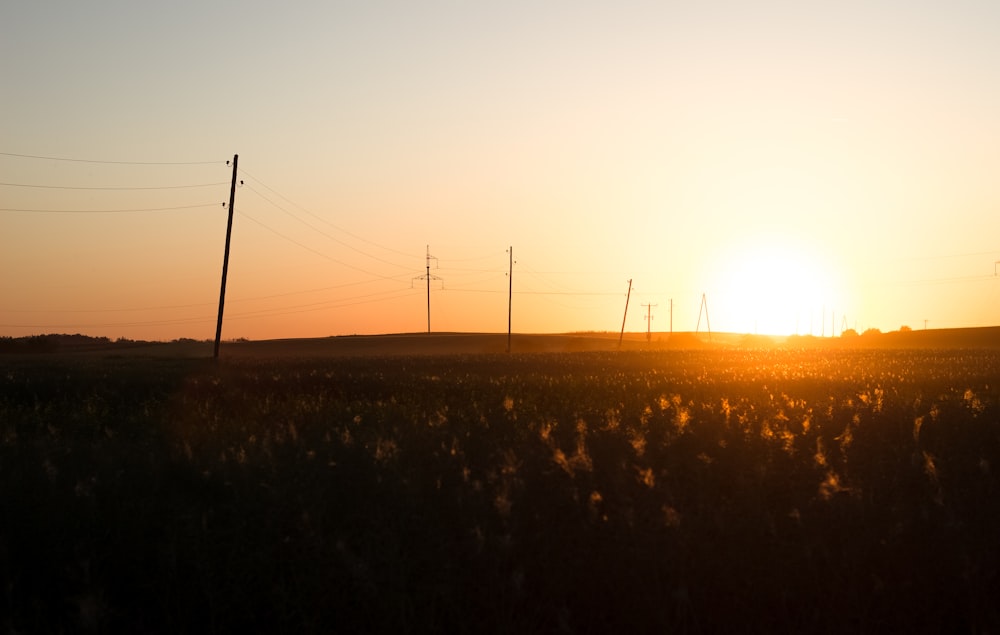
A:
618,279,632,350
642,303,657,342
214,154,238,359
506,246,513,353
669,298,673,334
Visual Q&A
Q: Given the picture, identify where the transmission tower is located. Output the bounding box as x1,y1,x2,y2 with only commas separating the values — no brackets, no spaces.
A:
695,293,712,341
413,245,443,333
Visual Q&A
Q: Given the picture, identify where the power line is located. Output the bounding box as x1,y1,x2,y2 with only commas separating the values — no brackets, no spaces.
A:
887,273,997,287
226,288,420,320
236,209,412,283
0,181,227,191
242,183,413,271
0,151,222,166
439,288,623,296
0,314,215,329
2,300,215,314
231,278,411,303
0,202,222,214
1,285,427,328
238,167,420,260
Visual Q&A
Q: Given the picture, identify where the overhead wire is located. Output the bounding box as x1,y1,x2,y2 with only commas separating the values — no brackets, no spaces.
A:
2,300,215,314
241,183,413,271
0,151,223,166
0,154,424,332
0,181,228,191
235,209,412,284
238,167,421,260
0,202,223,214
885,273,998,287
227,287,420,320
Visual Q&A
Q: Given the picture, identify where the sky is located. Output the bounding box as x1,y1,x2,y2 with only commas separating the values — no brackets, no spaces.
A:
3,0,1000,340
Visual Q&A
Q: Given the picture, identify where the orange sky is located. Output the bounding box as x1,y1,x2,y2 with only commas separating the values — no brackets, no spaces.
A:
3,2,999,340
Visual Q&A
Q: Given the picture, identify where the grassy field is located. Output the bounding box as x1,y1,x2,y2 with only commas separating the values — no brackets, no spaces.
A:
3,345,1000,632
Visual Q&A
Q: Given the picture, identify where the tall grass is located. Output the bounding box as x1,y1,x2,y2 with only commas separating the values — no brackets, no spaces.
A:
2,350,998,632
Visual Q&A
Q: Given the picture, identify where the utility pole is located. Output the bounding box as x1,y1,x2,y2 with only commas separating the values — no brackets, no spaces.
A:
214,154,239,359
506,246,514,353
642,303,657,342
670,298,673,334
696,293,712,341
413,245,441,333
618,279,632,350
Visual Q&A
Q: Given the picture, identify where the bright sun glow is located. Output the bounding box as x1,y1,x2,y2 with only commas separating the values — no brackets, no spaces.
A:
710,235,841,336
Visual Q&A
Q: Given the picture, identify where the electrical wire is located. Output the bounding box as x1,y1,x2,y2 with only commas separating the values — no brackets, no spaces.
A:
0,314,215,329
0,203,222,214
0,151,222,166
0,181,228,191
2,300,215,314
238,167,421,259
242,184,413,271
226,288,420,320
230,278,403,304
0,287,424,330
236,209,412,284
885,273,998,287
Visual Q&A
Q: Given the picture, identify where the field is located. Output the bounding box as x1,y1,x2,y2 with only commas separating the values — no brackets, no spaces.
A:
3,343,1000,632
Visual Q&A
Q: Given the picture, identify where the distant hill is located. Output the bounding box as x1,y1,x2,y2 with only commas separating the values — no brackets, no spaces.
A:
4,326,999,357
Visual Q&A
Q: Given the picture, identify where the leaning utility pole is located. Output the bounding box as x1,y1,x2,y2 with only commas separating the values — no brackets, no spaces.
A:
506,246,514,353
413,245,441,333
214,154,239,359
618,279,632,350
642,303,657,342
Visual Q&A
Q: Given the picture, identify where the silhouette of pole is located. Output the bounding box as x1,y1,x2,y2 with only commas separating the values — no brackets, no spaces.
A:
214,154,238,359
670,298,673,334
413,245,441,333
642,303,657,342
506,246,513,353
425,248,431,333
696,293,711,342
618,279,632,350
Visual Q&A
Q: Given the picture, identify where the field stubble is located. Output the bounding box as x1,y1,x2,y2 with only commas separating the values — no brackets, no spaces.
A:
2,349,999,633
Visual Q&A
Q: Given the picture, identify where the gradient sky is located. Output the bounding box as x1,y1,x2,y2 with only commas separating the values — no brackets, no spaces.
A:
3,1,999,340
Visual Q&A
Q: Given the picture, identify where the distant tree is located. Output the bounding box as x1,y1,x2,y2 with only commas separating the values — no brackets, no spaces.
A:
841,328,859,338
861,328,882,337
899,325,912,333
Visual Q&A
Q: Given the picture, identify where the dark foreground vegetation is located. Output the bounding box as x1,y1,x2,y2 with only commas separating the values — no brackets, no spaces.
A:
2,349,999,633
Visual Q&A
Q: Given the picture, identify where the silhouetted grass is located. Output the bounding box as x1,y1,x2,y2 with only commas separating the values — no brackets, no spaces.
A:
2,350,998,633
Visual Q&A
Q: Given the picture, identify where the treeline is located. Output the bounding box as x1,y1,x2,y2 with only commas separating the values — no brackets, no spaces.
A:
0,334,200,354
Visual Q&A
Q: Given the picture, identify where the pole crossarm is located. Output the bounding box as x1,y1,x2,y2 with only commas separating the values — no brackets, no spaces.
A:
413,245,443,333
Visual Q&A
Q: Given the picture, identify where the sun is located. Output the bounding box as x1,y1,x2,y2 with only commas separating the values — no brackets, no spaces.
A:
709,234,841,336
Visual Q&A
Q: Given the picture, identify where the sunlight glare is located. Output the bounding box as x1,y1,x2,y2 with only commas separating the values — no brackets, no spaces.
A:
711,234,840,336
